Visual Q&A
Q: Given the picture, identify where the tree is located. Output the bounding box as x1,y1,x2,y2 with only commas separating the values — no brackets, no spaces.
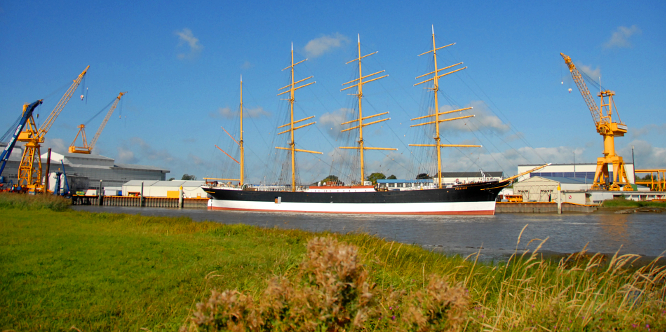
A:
168,177,175,181
387,175,397,179
366,172,386,185
321,175,339,184
416,173,431,179
181,174,196,180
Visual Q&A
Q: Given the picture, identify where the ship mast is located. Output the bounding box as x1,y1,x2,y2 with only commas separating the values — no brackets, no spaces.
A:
211,76,245,185
340,35,396,183
239,76,244,186
410,26,481,189
276,43,322,191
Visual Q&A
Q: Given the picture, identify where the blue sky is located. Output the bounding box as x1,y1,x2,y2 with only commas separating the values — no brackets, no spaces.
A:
1,1,664,184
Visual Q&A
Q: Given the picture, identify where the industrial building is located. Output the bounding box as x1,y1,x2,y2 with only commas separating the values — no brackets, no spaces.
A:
513,176,594,204
512,164,663,204
0,146,169,192
517,163,636,183
121,180,207,198
46,152,170,189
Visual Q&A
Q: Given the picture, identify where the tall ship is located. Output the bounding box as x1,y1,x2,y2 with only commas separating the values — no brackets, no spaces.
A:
203,28,539,215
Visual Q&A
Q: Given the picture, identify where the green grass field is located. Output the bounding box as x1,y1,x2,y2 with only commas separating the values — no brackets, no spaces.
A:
1,193,664,331
601,197,666,208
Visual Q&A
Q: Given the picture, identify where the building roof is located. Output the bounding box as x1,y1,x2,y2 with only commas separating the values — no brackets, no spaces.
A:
540,176,591,184
61,152,115,161
114,163,170,172
522,176,592,184
123,180,204,187
151,180,204,187
123,180,160,186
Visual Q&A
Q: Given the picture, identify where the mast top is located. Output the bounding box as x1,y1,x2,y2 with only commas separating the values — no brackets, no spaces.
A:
339,35,395,183
409,27,479,188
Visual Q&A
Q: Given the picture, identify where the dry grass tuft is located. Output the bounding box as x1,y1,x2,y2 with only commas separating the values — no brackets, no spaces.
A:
181,237,468,331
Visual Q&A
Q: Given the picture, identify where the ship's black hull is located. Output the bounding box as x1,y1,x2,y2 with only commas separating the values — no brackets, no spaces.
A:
203,181,508,215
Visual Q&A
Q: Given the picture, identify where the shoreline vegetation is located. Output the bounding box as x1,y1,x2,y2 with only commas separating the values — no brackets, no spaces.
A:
1,193,664,331
600,197,666,209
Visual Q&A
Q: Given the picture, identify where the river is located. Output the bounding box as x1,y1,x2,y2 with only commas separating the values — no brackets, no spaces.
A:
72,206,666,262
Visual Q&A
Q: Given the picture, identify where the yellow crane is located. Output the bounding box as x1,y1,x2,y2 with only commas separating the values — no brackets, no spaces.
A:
16,66,89,193
69,91,126,154
561,53,632,191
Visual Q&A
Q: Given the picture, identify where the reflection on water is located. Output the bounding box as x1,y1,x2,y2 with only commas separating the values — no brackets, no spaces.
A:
599,214,630,248
72,206,666,261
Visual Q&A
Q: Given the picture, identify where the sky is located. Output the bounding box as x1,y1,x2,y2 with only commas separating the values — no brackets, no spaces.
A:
1,1,664,184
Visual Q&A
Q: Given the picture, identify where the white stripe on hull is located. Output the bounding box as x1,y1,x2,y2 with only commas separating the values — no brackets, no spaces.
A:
207,199,496,215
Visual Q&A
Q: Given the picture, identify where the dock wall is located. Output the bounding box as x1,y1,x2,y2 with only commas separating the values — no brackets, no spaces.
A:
72,196,208,209
496,202,598,213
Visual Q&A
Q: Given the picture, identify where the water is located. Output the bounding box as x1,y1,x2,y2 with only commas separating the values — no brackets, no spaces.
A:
72,206,666,262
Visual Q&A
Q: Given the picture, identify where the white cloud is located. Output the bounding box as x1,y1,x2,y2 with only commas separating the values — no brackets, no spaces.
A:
175,28,203,60
128,137,176,163
304,33,349,58
423,145,588,178
319,108,354,138
631,123,666,139
116,146,137,164
439,101,510,134
604,25,641,49
115,137,218,179
618,140,666,169
577,63,601,80
245,106,270,118
42,138,67,154
241,60,253,69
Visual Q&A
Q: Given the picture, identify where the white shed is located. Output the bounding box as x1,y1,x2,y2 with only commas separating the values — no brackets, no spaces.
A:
513,176,559,202
121,180,206,198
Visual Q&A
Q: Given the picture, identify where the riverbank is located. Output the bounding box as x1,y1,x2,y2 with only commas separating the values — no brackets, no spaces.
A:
1,193,665,331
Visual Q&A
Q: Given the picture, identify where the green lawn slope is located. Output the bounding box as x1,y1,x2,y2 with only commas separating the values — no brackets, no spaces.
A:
1,193,664,331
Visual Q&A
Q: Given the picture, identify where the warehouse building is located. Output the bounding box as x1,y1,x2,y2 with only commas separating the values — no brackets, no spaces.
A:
517,163,636,183
121,180,207,198
0,146,169,192
513,175,654,204
47,152,170,190
513,176,593,204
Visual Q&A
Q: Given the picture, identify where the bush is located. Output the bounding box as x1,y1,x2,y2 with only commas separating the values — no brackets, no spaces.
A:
181,237,468,331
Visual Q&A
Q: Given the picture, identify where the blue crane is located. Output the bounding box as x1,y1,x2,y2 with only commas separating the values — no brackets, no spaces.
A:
0,100,43,184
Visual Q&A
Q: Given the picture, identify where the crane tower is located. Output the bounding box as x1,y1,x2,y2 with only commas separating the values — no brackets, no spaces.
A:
16,66,89,193
561,53,632,191
69,92,126,154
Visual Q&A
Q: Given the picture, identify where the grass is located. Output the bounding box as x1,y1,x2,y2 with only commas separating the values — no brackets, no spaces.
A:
0,192,71,211
1,193,665,331
602,197,666,208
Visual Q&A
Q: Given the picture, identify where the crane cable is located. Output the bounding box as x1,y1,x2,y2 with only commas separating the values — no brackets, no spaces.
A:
0,114,24,143
83,98,116,126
